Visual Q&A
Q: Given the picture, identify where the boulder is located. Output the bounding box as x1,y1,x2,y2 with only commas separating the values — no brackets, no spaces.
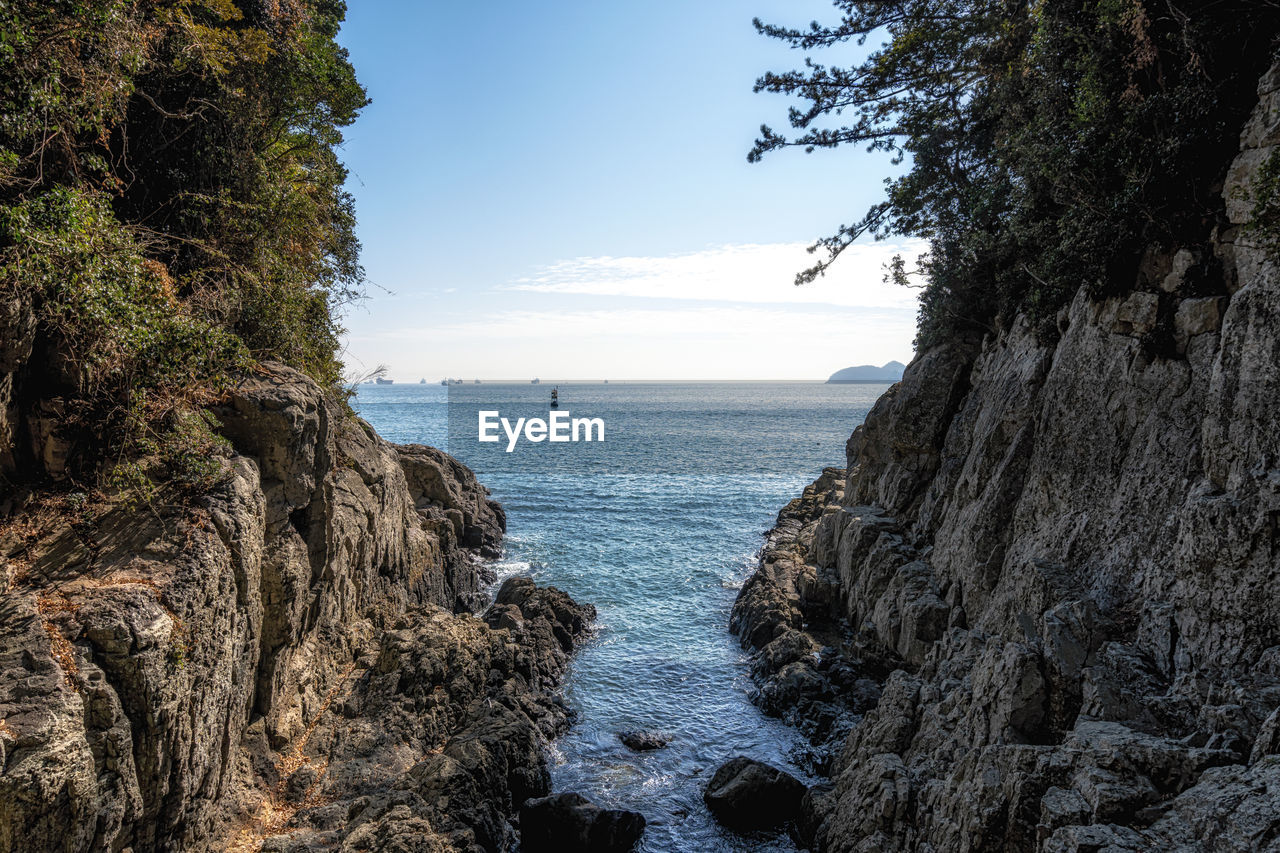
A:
520,792,646,852
618,730,671,751
703,756,806,830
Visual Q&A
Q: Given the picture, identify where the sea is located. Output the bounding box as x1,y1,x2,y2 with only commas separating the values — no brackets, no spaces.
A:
351,381,887,852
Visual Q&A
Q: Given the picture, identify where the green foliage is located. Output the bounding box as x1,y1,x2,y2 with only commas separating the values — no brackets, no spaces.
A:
105,406,233,507
1246,148,1280,250
0,0,366,486
751,0,1280,348
0,188,248,393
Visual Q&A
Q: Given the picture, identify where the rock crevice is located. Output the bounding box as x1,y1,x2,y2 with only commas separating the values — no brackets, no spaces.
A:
732,61,1280,852
0,364,585,853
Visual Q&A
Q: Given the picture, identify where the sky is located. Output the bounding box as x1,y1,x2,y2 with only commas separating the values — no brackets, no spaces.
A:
335,1,921,381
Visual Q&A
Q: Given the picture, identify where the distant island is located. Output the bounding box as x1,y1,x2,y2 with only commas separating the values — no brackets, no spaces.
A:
826,361,906,383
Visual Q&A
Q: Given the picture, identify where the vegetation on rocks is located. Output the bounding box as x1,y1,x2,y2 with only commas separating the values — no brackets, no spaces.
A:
751,0,1280,346
0,0,366,491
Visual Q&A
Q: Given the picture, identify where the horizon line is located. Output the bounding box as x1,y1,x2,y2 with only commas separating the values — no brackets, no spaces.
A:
357,378,903,384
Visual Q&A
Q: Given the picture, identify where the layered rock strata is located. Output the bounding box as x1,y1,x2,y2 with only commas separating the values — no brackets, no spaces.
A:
733,64,1280,851
0,365,588,852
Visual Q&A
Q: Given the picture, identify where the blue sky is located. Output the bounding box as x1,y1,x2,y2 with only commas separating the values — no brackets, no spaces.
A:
336,1,920,380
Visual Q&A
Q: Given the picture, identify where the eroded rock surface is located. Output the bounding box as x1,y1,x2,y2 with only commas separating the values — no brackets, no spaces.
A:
520,791,646,853
732,64,1280,851
247,578,595,852
0,365,594,853
618,730,671,752
703,756,807,831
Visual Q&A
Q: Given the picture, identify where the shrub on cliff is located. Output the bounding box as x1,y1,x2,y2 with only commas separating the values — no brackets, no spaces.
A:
0,0,366,488
751,0,1280,347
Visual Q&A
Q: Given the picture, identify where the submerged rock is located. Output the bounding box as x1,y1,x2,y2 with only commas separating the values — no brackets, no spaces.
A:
703,756,806,831
618,730,671,751
520,792,646,852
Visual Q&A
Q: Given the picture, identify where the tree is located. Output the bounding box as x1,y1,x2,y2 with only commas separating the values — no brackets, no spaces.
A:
751,0,1280,346
0,0,368,487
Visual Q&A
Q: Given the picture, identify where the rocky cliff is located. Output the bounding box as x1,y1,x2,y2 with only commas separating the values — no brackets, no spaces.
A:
733,63,1280,851
0,364,593,852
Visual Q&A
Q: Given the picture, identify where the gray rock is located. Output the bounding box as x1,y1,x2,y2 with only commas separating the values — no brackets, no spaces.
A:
703,756,806,830
1112,290,1161,336
729,60,1280,853
519,792,646,852
0,363,576,853
617,730,671,751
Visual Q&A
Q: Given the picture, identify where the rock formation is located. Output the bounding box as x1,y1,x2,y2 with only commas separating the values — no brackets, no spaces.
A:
733,63,1280,851
617,730,671,752
519,792,646,853
703,756,807,831
0,364,590,852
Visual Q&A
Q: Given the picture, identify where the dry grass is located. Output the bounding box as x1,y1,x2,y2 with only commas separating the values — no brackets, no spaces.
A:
82,573,162,593
37,592,82,685
41,621,79,686
0,490,103,549
225,663,358,852
36,591,79,616
4,556,31,592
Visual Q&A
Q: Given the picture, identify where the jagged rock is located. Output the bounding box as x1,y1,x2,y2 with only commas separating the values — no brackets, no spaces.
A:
703,756,806,831
1143,758,1280,849
488,577,595,667
1041,823,1149,852
0,363,564,853
1175,295,1227,343
869,560,948,665
266,582,595,852
729,60,1280,853
1112,290,1161,336
519,792,646,852
398,443,506,559
617,730,670,751
1249,707,1280,763
844,341,979,518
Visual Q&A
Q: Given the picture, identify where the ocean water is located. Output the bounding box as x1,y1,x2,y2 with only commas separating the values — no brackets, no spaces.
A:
351,381,887,852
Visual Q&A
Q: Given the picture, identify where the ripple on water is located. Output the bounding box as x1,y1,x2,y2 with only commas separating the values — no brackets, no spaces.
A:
353,381,886,852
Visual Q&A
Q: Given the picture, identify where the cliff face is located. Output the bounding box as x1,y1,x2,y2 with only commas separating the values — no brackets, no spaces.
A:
0,365,590,852
734,65,1280,850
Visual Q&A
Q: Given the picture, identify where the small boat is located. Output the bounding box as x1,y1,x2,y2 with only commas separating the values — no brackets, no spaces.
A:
474,379,481,384
419,378,427,384
439,379,449,386
531,378,541,385
550,387,559,408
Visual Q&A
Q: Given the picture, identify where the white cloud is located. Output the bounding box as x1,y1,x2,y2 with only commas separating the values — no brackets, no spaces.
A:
348,303,917,380
505,240,928,310
344,240,927,380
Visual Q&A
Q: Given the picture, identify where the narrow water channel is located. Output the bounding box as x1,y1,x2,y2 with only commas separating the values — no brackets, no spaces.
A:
354,381,885,851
